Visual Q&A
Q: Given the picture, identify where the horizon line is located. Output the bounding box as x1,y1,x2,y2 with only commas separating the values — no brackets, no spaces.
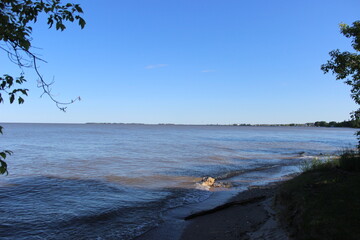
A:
0,121,352,126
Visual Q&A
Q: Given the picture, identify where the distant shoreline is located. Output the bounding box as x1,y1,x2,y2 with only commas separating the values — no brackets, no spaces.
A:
85,122,314,127
1,121,358,128
84,121,358,128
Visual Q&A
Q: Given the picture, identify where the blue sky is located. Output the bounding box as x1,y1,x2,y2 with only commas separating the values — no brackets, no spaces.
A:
1,0,360,124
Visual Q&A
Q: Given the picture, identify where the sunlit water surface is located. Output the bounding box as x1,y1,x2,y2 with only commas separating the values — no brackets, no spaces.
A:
0,124,356,239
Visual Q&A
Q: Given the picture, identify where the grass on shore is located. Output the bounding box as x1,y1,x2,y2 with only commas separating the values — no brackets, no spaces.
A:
276,150,360,240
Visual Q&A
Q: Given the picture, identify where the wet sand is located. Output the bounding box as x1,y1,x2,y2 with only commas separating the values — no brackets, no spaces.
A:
137,183,289,240
180,184,288,240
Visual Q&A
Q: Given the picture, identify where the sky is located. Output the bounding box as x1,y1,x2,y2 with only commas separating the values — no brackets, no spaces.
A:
1,0,360,124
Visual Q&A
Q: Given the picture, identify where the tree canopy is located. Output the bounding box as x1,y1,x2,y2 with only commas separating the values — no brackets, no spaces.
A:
0,0,85,174
321,21,360,147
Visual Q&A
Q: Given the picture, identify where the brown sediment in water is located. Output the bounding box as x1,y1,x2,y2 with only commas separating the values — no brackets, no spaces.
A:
105,175,201,189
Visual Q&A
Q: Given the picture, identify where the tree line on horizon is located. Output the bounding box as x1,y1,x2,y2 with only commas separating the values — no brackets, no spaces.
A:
313,120,360,128
231,120,360,128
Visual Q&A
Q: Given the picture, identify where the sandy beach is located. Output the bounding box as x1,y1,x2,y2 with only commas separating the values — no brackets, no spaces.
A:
137,183,290,240
180,185,288,240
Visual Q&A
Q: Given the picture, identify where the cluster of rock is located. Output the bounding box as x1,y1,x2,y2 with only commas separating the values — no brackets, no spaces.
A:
200,177,232,188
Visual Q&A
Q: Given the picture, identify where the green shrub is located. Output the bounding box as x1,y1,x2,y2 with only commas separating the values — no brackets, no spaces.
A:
277,168,360,240
300,149,360,173
339,149,360,172
300,157,338,172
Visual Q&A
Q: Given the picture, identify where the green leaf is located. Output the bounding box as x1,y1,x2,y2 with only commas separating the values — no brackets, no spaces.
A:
21,39,31,50
79,17,86,29
74,4,83,13
20,89,28,96
48,17,54,28
18,97,24,104
9,94,15,104
0,160,8,175
4,150,12,155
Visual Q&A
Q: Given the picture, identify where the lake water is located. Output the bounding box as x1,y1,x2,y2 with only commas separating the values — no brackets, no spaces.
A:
0,123,357,239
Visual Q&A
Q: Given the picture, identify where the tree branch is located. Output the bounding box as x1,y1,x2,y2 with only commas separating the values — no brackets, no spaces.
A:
32,55,80,112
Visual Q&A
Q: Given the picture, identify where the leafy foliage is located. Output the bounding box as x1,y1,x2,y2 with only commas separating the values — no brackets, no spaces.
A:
0,0,85,174
321,21,360,147
339,149,360,172
277,168,360,240
300,149,360,173
314,119,360,128
0,126,12,175
0,0,85,51
0,74,28,105
300,157,339,172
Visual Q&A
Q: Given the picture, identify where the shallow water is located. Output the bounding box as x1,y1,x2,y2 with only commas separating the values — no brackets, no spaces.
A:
0,123,356,239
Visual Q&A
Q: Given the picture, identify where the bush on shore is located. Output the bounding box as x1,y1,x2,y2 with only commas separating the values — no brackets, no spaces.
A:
338,149,360,172
276,150,360,240
300,149,360,172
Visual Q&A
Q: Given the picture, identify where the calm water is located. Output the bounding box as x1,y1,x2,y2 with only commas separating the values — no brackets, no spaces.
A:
0,123,357,239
